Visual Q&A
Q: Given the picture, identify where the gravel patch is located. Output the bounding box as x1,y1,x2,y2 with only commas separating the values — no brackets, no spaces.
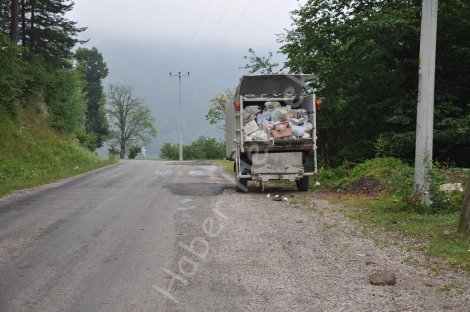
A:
169,185,470,311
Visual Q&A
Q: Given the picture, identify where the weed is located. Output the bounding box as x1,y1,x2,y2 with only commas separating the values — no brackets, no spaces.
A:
439,283,459,292
0,108,114,196
212,159,234,176
402,255,418,265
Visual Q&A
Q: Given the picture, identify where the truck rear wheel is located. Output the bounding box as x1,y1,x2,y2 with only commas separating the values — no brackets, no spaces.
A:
296,176,309,192
236,178,249,193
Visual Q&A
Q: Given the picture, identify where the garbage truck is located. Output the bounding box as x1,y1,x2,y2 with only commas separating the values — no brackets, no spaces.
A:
225,74,318,192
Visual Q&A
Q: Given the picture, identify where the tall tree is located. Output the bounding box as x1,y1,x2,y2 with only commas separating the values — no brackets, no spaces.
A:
75,47,109,149
0,1,11,34
9,0,19,43
18,0,86,66
107,84,157,159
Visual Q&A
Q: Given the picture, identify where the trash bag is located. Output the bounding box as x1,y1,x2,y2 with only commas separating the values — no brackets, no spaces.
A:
245,105,261,114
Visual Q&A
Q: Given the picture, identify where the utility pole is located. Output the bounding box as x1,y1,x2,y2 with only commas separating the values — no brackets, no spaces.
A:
170,72,190,161
414,0,438,205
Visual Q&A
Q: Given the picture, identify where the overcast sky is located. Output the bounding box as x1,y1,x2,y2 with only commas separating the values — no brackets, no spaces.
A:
69,0,302,57
68,0,305,156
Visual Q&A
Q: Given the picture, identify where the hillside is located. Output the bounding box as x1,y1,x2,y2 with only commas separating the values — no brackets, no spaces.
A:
0,107,114,196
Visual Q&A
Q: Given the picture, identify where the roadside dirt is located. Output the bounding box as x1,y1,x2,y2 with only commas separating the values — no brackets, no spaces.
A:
168,181,470,311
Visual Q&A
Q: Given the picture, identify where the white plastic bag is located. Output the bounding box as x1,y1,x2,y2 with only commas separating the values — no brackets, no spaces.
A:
303,122,313,132
245,105,261,114
251,129,269,141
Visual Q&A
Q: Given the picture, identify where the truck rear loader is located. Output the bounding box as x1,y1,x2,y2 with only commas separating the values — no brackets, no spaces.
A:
225,74,318,192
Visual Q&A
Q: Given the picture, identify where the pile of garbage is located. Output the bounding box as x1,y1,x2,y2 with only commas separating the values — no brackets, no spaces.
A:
243,101,313,142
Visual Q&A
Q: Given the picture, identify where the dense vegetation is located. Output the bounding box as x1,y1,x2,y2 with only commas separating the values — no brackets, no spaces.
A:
160,136,225,160
280,0,470,166
0,1,116,194
0,0,109,148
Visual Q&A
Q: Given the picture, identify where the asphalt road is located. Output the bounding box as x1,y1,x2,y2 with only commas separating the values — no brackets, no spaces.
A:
0,160,228,312
1,161,469,311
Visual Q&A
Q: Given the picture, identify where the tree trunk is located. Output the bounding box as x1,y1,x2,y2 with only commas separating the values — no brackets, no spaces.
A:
10,0,19,43
458,173,470,234
20,0,26,45
120,143,126,159
29,0,35,52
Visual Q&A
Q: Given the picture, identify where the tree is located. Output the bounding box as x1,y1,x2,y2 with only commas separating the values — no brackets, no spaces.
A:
280,0,470,166
9,0,19,43
13,0,86,66
107,84,157,159
240,48,279,74
206,90,233,130
75,47,109,149
0,32,24,116
45,68,87,135
160,142,179,160
458,173,470,234
127,145,142,159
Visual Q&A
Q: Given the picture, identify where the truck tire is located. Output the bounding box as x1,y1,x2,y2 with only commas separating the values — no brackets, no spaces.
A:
296,176,309,192
236,178,248,193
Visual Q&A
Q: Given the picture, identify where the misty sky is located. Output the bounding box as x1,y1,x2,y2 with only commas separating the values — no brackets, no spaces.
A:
68,0,305,156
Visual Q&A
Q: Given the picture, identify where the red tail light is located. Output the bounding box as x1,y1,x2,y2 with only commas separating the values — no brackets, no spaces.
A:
234,99,240,111
315,99,321,111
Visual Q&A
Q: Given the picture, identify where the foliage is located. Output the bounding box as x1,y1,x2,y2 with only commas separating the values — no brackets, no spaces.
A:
159,143,179,160
44,68,87,136
280,0,470,166
107,84,157,159
107,144,120,158
425,163,465,214
1,1,92,144
75,47,109,149
240,48,280,74
5,0,86,66
0,106,114,196
336,195,470,272
128,145,142,159
318,157,466,214
345,158,415,203
0,33,24,116
160,136,225,160
206,90,233,128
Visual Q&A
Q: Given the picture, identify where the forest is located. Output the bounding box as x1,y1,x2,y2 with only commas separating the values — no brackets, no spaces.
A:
280,0,470,166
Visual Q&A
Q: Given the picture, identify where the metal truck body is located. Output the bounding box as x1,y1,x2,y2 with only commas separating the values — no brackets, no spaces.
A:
225,74,317,192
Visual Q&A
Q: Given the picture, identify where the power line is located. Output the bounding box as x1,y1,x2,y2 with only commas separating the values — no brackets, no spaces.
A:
210,0,256,55
175,0,213,70
186,0,235,63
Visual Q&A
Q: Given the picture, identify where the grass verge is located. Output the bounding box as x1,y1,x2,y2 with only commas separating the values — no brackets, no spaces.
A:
0,108,116,196
318,157,470,272
212,159,234,176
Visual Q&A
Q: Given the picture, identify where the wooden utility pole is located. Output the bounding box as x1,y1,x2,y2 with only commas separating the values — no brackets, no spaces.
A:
10,0,19,43
414,0,438,205
458,174,470,234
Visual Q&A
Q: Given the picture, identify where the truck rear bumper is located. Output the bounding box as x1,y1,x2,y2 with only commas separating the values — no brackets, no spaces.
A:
237,152,310,182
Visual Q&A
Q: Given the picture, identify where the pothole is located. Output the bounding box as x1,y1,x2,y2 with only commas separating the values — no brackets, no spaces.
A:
164,183,225,196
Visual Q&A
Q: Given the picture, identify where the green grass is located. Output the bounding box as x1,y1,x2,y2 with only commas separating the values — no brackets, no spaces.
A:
0,108,115,196
319,157,470,272
212,159,234,175
331,191,470,272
